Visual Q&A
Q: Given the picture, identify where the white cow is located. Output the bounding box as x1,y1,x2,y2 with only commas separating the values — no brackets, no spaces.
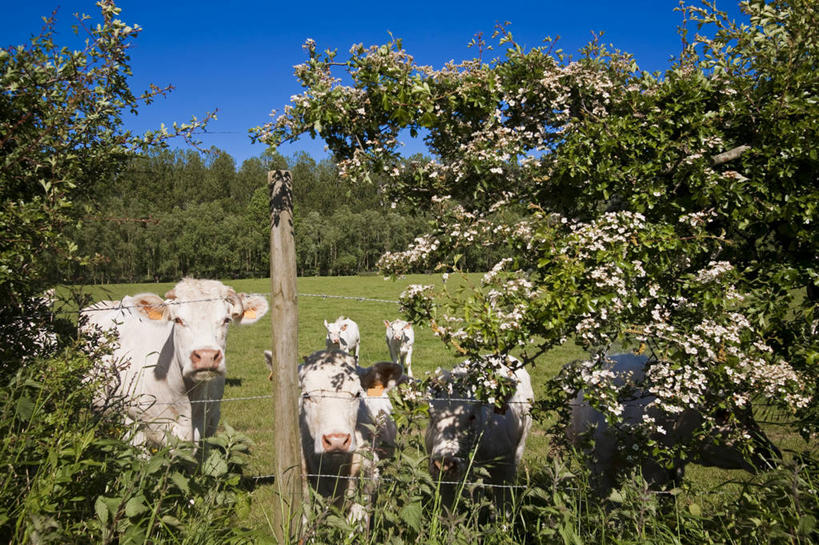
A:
324,316,360,362
568,353,780,496
285,349,403,520
425,355,533,507
384,319,415,378
84,278,269,446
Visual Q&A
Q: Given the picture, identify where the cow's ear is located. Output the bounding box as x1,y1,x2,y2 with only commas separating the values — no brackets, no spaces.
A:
384,320,391,328
359,361,404,396
403,322,412,330
237,293,269,324
132,293,167,321
264,350,273,381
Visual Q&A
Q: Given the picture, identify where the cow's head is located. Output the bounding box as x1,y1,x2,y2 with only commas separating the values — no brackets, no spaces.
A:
426,357,522,482
324,317,352,351
385,319,412,342
298,350,402,456
130,279,268,382
425,367,487,482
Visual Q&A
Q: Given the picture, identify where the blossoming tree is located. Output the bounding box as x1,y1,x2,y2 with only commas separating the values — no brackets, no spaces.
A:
255,0,817,452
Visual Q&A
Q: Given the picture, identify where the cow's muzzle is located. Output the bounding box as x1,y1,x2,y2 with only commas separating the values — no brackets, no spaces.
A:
430,455,463,480
321,432,352,453
190,348,223,372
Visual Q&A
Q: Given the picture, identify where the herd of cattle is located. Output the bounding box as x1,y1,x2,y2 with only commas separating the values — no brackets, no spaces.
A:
79,277,780,515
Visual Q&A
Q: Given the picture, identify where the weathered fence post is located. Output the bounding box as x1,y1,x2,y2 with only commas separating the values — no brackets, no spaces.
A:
268,170,303,541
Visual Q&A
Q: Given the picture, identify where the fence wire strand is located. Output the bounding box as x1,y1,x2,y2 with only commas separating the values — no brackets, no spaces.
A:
55,291,399,317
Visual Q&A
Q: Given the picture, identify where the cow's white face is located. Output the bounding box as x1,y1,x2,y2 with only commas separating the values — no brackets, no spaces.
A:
299,350,363,455
166,296,236,381
386,319,412,342
129,279,269,383
298,351,404,456
426,396,484,482
324,319,353,352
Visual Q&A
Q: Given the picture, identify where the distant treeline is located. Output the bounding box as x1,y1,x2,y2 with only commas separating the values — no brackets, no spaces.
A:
67,149,501,283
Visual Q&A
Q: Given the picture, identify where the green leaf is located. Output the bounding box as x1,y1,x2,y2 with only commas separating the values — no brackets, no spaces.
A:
15,396,35,421
202,452,228,477
171,471,190,494
94,496,109,525
399,501,423,532
688,503,702,517
798,515,816,536
124,495,149,518
608,489,625,503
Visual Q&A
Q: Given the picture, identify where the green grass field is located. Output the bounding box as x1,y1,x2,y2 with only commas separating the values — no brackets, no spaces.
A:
69,274,812,538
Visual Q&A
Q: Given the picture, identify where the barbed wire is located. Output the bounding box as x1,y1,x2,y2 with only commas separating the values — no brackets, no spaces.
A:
150,392,535,407
299,292,399,305
59,291,399,316
245,471,529,491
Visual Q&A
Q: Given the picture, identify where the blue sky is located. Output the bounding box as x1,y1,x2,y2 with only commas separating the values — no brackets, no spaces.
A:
2,1,747,166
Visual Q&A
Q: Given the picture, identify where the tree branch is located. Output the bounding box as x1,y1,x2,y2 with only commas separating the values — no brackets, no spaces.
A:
711,145,751,166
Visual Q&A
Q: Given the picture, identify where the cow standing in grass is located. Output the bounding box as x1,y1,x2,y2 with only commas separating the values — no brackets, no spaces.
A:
385,319,415,378
568,353,780,496
83,278,269,446
324,316,360,362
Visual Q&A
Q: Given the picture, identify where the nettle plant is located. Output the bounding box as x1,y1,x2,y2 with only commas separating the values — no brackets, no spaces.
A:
255,0,817,450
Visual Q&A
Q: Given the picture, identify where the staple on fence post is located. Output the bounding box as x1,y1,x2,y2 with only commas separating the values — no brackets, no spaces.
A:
268,169,304,541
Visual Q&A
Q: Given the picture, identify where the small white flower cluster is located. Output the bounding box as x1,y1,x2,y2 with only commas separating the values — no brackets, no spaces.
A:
564,211,647,260
400,284,435,301
695,260,733,284
678,209,716,228
576,356,625,420
377,235,441,275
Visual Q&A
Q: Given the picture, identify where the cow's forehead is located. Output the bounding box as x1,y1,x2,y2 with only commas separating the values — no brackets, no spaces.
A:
173,297,230,320
168,279,233,319
300,362,360,392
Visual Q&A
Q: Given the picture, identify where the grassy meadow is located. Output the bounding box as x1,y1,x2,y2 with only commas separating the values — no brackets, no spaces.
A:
68,274,813,540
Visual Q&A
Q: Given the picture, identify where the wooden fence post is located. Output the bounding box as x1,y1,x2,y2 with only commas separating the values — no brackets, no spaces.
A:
268,170,303,541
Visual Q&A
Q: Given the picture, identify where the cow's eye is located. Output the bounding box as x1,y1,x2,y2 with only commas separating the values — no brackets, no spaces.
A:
222,317,232,325
174,317,185,326
354,391,362,399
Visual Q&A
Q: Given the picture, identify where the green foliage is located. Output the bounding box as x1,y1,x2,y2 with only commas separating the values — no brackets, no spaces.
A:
260,0,818,446
0,0,211,307
0,348,254,544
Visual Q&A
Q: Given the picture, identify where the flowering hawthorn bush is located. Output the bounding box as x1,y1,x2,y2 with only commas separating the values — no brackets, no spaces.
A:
255,0,817,449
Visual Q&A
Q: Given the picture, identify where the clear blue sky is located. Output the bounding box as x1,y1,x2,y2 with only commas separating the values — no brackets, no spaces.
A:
2,1,747,166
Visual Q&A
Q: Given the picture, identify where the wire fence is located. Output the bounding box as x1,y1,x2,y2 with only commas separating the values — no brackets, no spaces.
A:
12,289,804,495
51,291,400,318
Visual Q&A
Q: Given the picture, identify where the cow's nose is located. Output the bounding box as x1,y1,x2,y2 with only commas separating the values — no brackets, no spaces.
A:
191,349,223,370
321,433,352,452
432,456,459,476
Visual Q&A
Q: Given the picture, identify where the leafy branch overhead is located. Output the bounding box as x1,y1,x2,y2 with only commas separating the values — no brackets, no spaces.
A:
0,0,215,306
258,0,818,441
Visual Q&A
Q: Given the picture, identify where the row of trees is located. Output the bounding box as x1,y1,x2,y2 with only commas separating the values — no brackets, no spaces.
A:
67,150,441,283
